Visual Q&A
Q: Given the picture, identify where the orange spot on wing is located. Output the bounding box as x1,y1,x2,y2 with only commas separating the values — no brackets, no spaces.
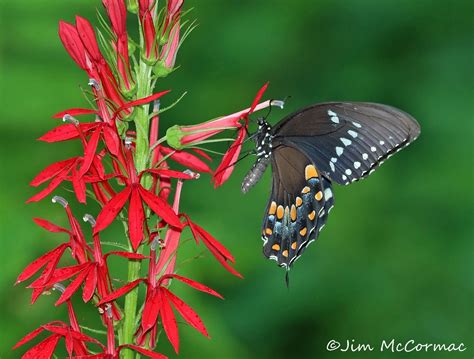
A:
272,244,280,251
308,210,316,220
282,250,289,258
290,205,297,221
305,164,318,180
315,191,323,201
265,228,273,235
299,227,307,236
302,186,311,194
268,201,277,215
295,197,303,207
277,205,284,219
291,242,297,250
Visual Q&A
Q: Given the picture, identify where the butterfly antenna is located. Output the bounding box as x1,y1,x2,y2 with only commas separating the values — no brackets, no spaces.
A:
214,149,255,176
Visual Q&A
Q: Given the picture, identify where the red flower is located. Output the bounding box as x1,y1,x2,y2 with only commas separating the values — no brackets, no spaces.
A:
59,18,124,109
160,22,180,69
98,274,222,353
212,82,269,187
102,0,134,91
139,0,158,60
93,145,188,250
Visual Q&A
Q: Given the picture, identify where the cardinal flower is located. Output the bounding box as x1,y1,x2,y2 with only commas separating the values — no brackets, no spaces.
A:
98,273,222,353
13,302,103,358
59,17,125,108
139,0,158,60
102,0,134,92
93,144,192,250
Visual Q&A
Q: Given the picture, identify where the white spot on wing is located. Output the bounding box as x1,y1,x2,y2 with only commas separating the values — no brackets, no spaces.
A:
342,174,347,180
336,147,344,156
354,161,361,169
352,122,362,128
345,169,352,175
324,188,333,200
371,146,377,152
328,110,340,124
331,157,337,163
379,140,385,145
341,138,352,146
348,130,358,138
330,162,335,172
362,153,369,160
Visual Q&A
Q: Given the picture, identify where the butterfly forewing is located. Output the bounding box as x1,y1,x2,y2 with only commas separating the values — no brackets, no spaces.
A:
262,146,334,267
272,102,420,185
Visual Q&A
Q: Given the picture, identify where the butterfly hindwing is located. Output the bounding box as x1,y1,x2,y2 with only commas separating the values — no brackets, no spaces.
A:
272,102,420,185
261,145,334,267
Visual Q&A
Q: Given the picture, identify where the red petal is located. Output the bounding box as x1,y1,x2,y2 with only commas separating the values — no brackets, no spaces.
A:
75,16,102,62
33,263,90,288
193,222,235,262
160,147,212,173
112,90,170,122
30,158,76,187
59,21,88,70
94,187,132,234
119,344,168,359
102,125,120,156
55,264,91,305
12,326,44,349
249,82,269,114
212,126,246,187
200,238,243,278
102,0,127,35
79,127,101,177
164,289,209,337
128,188,145,251
159,289,179,353
38,123,98,143
20,334,61,359
191,148,212,162
159,274,223,299
141,287,161,333
138,185,182,229
72,165,87,204
33,218,69,234
82,266,98,302
16,244,69,284
104,251,148,260
26,165,71,203
52,108,97,119
143,169,194,179
97,278,144,305
155,227,182,274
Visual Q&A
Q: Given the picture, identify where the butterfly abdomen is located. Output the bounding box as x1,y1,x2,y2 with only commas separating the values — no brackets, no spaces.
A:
241,158,270,194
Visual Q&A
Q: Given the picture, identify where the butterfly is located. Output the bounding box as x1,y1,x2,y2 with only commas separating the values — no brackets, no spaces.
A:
241,102,420,268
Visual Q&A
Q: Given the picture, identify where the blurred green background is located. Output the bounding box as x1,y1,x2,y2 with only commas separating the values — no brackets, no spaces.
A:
1,0,473,358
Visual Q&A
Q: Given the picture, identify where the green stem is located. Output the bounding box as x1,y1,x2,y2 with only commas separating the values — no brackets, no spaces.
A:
121,57,152,359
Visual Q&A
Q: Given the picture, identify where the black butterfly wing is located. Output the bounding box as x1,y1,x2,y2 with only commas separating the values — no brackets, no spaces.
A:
261,145,334,268
272,102,420,185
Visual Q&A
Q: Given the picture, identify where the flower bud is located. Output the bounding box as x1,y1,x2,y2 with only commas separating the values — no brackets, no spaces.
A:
165,125,184,150
126,0,138,13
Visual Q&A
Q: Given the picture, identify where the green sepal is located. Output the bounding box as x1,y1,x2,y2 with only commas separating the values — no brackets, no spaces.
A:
116,120,129,137
153,60,174,78
166,125,184,150
126,0,138,13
